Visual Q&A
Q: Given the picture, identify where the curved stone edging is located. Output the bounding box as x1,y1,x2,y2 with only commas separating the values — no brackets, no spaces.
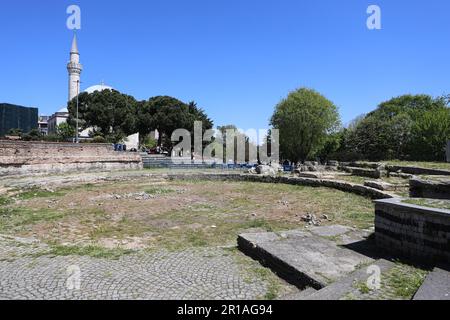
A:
410,178,450,200
386,165,450,176
164,173,395,200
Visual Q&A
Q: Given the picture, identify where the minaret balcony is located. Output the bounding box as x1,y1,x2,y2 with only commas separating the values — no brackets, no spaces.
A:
67,62,83,73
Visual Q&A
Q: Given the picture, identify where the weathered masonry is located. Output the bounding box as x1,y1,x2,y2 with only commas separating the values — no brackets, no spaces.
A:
447,140,450,163
375,198,450,264
0,140,142,177
410,178,450,200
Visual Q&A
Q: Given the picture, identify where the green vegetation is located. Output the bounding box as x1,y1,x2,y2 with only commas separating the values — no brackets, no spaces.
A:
0,180,375,252
137,96,213,148
67,89,138,143
56,122,75,140
270,87,341,163
330,94,450,162
0,196,11,206
355,281,371,295
144,187,175,195
229,248,288,300
385,160,450,171
16,187,66,200
68,91,213,145
9,124,77,143
403,199,450,210
40,244,133,260
0,206,66,233
384,264,428,298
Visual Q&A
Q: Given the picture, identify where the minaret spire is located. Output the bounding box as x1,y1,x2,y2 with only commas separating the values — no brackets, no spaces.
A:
67,33,83,102
70,33,79,54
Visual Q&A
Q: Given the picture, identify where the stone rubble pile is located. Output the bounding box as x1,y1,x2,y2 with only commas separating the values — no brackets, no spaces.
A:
300,213,332,226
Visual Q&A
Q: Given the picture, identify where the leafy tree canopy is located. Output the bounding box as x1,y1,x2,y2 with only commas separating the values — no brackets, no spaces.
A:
68,89,139,143
270,88,341,163
340,94,450,161
139,96,213,147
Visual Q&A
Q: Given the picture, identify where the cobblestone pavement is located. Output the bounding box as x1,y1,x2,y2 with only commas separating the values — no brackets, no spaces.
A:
0,236,275,300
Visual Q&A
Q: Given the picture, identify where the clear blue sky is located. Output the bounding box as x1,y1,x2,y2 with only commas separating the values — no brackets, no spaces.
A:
1,0,449,130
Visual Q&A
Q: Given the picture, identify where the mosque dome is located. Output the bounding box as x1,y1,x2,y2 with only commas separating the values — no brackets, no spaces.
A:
84,84,114,94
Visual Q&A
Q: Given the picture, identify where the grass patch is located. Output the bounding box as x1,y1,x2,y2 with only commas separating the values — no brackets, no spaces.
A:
251,267,281,300
144,187,175,195
384,263,428,299
246,219,275,232
144,205,290,251
17,187,66,200
40,244,133,260
229,248,286,300
403,199,450,210
185,230,209,247
0,206,66,232
338,175,367,185
1,179,375,250
355,281,372,294
0,196,11,206
385,160,450,171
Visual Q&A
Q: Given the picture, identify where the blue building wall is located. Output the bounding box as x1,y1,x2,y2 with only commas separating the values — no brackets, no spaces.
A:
0,103,38,136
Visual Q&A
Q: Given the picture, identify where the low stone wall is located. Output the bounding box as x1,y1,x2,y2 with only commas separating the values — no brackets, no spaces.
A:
341,162,383,170
339,166,385,179
410,178,450,200
166,173,394,200
0,140,143,177
386,165,450,176
447,141,450,163
375,198,450,264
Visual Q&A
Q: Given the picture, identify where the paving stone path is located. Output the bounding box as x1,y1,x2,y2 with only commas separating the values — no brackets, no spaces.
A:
0,237,272,300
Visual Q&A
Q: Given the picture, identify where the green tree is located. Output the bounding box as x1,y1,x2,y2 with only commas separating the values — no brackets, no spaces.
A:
8,128,23,136
270,88,340,163
216,125,258,163
56,122,75,141
21,129,42,141
346,94,449,161
67,89,138,143
139,96,213,148
408,107,450,161
315,132,343,162
349,113,413,161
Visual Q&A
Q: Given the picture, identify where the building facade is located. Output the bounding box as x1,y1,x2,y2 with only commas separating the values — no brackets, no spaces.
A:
0,103,38,137
47,108,69,135
38,115,49,136
67,35,82,102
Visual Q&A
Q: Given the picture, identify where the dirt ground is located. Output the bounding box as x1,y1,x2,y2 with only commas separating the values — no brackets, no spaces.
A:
0,176,374,251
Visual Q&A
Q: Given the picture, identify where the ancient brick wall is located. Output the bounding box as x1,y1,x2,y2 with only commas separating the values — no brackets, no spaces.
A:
375,198,450,264
0,140,143,177
410,178,450,200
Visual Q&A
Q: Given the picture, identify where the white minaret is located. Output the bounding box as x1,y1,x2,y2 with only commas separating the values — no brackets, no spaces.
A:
67,34,83,102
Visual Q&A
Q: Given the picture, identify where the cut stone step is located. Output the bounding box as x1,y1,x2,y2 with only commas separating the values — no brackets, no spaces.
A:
296,259,395,300
238,230,373,290
413,268,450,300
279,287,318,300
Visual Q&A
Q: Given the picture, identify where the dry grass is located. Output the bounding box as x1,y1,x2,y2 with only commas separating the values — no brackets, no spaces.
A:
0,179,375,251
385,160,450,171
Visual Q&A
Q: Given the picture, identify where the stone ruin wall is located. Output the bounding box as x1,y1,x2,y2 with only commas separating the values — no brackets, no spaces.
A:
375,198,450,264
0,140,143,177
